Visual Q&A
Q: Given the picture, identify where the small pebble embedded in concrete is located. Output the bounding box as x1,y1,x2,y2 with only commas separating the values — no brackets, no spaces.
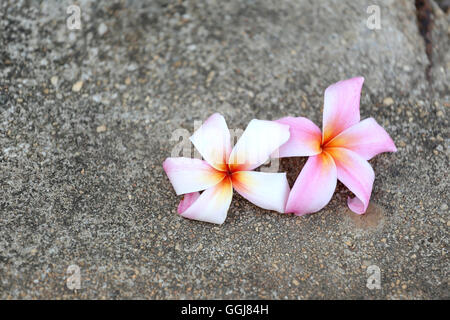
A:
72,81,83,92
96,125,107,133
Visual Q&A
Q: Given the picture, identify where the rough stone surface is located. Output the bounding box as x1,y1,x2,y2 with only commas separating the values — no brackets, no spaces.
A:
0,0,448,299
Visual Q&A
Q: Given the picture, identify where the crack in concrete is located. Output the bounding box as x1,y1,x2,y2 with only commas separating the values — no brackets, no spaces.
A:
415,0,434,81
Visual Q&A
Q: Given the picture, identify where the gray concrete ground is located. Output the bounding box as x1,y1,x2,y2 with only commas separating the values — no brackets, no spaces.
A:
0,0,448,299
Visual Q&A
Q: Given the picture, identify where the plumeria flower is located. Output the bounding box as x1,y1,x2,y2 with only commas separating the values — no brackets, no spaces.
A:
163,113,291,224
275,77,397,215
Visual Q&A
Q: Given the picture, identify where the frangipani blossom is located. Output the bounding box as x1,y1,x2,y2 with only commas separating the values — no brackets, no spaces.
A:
163,113,291,224
275,77,397,215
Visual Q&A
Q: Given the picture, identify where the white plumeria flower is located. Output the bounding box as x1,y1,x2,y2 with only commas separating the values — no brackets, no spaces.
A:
163,113,291,224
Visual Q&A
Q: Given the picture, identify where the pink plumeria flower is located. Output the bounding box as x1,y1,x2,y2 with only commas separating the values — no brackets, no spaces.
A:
275,77,397,215
163,113,291,224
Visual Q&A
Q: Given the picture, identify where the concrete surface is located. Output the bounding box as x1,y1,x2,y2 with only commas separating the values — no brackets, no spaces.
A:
0,0,448,299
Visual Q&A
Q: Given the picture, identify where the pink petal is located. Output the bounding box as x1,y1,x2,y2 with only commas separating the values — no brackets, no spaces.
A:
322,77,364,144
178,177,233,224
190,113,231,171
231,171,290,213
325,147,375,214
325,118,397,160
228,119,290,172
177,192,200,213
163,157,226,195
275,117,322,157
285,152,337,215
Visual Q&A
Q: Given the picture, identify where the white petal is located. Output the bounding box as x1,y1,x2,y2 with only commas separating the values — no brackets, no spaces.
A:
228,119,290,172
179,177,233,224
190,113,231,171
232,171,290,213
163,157,226,195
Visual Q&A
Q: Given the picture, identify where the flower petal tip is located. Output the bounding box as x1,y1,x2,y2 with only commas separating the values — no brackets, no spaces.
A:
325,76,364,93
347,196,367,215
354,76,365,84
385,137,398,154
391,143,398,153
348,76,365,87
205,112,225,123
